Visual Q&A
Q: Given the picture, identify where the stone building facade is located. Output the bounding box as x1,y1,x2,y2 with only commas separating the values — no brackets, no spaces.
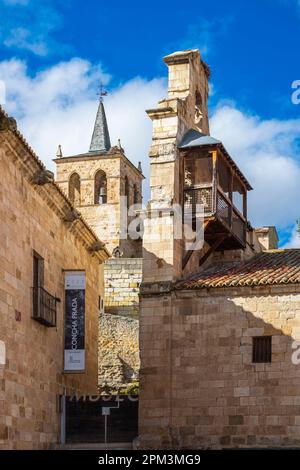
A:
140,255,300,449
139,49,300,449
0,107,109,449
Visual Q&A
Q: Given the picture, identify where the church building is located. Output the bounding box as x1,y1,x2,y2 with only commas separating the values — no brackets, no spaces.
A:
54,97,144,258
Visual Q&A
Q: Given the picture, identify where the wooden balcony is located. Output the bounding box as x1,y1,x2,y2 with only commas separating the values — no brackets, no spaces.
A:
184,183,246,250
179,132,252,268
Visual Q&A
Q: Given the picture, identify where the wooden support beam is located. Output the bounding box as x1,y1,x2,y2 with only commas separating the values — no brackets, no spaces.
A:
182,219,210,270
243,189,247,220
211,150,218,214
198,234,226,268
229,169,233,228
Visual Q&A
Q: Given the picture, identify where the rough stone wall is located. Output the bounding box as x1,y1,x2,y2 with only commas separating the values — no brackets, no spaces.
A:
104,258,143,316
139,284,300,449
0,133,106,449
98,313,139,391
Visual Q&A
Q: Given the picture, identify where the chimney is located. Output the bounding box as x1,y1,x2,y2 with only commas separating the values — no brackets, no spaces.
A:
163,49,210,135
255,226,279,250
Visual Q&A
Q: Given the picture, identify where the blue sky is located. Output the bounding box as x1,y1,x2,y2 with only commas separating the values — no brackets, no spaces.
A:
0,0,300,246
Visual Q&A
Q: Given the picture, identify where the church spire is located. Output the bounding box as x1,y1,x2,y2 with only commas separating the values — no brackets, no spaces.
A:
89,95,111,153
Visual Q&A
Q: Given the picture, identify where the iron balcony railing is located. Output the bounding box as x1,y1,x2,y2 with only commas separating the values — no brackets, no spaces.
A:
184,184,246,245
32,286,58,327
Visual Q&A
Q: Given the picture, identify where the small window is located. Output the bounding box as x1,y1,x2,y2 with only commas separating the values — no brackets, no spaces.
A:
125,176,130,209
69,172,81,205
252,336,272,363
133,184,139,205
94,170,107,204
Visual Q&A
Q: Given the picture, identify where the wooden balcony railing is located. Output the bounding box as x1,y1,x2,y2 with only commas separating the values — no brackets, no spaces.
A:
184,184,246,245
184,184,214,215
32,286,58,327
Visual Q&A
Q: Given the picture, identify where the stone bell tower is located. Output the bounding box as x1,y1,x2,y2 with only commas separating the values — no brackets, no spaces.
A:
54,96,144,258
142,49,210,283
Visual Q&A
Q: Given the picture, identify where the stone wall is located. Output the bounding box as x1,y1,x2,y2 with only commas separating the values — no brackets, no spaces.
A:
98,313,139,391
0,124,108,449
139,284,300,449
104,258,143,316
99,258,142,391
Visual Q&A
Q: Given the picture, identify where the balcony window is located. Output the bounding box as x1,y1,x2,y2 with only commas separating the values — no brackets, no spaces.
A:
233,175,245,216
32,251,58,327
218,155,231,199
32,286,58,327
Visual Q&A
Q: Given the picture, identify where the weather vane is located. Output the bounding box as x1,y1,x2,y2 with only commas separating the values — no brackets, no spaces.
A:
97,82,108,102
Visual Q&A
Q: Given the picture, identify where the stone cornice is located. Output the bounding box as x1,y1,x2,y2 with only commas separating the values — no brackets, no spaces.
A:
174,284,300,298
146,106,175,120
140,279,300,299
140,281,173,297
54,150,144,180
0,115,110,263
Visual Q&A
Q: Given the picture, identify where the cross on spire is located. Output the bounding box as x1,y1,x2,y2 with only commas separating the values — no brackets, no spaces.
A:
89,82,111,153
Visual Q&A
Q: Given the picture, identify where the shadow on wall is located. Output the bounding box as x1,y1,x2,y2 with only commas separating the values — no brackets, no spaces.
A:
139,250,300,448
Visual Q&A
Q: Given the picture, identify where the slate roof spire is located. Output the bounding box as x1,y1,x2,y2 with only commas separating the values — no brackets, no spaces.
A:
89,96,111,153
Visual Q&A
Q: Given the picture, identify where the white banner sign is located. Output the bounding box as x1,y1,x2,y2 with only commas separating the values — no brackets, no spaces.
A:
64,272,85,372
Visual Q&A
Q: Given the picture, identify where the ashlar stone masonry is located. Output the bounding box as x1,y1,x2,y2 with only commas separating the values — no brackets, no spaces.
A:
0,107,109,449
139,49,300,449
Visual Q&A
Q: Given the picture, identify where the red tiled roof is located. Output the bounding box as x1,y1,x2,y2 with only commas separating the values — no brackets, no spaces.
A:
176,249,300,290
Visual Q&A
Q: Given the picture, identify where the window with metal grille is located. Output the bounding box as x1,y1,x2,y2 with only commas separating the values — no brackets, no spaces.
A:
32,250,58,327
252,336,272,363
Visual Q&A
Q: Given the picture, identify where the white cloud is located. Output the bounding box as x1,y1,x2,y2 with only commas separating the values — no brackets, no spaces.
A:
174,16,233,58
2,0,29,5
210,104,300,229
284,225,300,248
0,0,65,56
1,57,300,245
0,58,166,184
106,78,166,175
4,27,49,56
